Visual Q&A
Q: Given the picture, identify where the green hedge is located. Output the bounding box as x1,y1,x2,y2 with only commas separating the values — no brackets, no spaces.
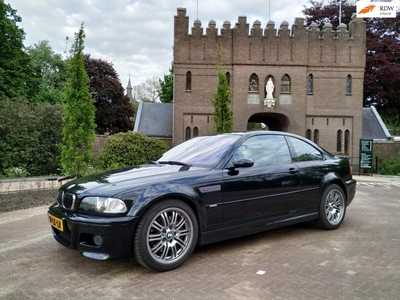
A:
378,152,400,176
95,132,170,170
0,98,63,177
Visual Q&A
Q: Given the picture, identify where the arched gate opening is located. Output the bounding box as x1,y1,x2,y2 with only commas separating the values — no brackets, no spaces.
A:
247,112,290,132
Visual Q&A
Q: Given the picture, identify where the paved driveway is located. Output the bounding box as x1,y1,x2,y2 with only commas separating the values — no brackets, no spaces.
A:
1,176,399,300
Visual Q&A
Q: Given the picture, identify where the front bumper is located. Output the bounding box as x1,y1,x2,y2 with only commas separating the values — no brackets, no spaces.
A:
48,203,138,260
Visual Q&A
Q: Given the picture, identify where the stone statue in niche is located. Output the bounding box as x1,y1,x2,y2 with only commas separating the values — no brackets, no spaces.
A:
266,78,274,99
263,78,276,110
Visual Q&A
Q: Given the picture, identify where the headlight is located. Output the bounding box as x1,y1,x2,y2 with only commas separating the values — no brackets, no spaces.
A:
79,197,127,214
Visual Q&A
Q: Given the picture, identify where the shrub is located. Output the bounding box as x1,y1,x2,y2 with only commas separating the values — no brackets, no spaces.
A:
378,152,400,176
95,132,170,170
4,167,29,178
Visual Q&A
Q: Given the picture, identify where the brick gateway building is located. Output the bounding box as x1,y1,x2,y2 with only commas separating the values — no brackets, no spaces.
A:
173,8,366,158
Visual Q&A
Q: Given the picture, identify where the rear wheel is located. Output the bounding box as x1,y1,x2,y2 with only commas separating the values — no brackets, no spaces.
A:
134,199,198,271
313,184,346,230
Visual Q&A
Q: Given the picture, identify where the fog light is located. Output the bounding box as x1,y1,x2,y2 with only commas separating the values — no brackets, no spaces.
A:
93,235,103,246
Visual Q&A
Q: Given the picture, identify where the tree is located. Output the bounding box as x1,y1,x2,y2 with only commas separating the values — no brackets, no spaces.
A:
134,76,160,102
210,49,233,133
302,0,356,29
302,1,400,127
159,62,174,103
61,24,96,177
84,54,134,134
0,0,40,100
26,40,68,104
363,15,400,128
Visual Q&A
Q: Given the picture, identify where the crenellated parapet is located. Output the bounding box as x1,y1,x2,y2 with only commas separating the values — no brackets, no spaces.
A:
174,8,366,67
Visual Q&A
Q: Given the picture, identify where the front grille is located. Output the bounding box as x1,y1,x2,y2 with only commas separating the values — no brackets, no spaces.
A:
57,191,77,210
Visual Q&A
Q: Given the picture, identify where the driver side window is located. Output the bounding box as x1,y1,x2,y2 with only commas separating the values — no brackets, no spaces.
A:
232,135,292,167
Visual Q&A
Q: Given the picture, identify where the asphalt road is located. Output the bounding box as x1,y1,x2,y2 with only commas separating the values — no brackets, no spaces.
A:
0,175,399,300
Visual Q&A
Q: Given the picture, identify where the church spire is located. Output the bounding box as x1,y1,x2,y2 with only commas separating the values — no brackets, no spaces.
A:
126,74,134,103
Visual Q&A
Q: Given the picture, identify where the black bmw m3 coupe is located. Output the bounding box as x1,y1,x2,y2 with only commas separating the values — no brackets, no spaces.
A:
48,131,356,271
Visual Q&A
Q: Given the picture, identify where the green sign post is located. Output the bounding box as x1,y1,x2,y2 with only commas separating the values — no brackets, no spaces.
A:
359,139,373,176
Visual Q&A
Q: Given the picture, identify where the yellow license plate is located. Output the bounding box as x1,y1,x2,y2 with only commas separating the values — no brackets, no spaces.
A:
49,213,64,232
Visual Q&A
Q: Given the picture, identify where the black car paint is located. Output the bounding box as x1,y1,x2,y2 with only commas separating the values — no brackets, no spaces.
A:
48,131,356,260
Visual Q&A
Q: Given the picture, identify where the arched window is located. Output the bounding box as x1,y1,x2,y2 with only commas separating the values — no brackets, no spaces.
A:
281,74,291,93
249,73,259,92
193,127,199,137
226,72,230,86
186,71,192,91
313,129,319,144
337,130,343,153
307,74,313,94
185,127,191,141
306,129,312,140
346,75,351,95
345,130,350,155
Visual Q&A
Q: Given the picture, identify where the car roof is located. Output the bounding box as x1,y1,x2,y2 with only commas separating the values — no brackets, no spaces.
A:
225,131,303,139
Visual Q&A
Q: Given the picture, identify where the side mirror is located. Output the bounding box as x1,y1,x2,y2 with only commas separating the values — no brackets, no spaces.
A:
227,158,254,170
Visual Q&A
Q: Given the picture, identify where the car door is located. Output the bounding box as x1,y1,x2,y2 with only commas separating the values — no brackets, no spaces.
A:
285,136,329,214
222,134,301,226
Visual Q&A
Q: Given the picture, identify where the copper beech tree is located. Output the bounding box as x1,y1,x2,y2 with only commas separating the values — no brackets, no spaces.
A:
84,55,134,134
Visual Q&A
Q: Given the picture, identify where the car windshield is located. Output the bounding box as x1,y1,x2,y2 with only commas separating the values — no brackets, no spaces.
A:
157,134,241,167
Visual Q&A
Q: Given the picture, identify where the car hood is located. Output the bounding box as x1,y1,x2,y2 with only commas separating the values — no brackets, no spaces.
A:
60,164,212,197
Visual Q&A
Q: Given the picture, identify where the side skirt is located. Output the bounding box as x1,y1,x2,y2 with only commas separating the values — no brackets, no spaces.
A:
198,212,318,245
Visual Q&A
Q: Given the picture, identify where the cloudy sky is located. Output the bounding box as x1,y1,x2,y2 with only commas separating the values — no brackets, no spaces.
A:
9,0,312,90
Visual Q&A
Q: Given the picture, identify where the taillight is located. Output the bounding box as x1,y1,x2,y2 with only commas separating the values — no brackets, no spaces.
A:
349,166,353,176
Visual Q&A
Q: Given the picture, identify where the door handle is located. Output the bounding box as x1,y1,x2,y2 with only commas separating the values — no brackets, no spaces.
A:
289,168,299,174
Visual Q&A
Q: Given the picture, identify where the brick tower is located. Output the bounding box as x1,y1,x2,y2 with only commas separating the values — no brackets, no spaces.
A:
173,8,366,158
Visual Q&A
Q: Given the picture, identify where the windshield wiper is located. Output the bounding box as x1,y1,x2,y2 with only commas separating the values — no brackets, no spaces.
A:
157,161,192,167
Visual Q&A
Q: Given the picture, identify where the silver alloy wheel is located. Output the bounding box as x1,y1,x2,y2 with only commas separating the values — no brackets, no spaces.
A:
146,207,194,264
324,188,345,225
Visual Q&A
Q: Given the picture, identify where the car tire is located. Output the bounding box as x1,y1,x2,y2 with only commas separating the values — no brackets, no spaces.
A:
133,199,198,271
312,184,346,230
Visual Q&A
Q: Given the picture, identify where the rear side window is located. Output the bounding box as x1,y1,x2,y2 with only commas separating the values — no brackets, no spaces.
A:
288,137,323,162
232,135,292,167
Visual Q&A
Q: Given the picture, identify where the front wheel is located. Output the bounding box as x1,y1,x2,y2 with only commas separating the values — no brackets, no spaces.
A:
313,184,346,230
134,199,198,271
